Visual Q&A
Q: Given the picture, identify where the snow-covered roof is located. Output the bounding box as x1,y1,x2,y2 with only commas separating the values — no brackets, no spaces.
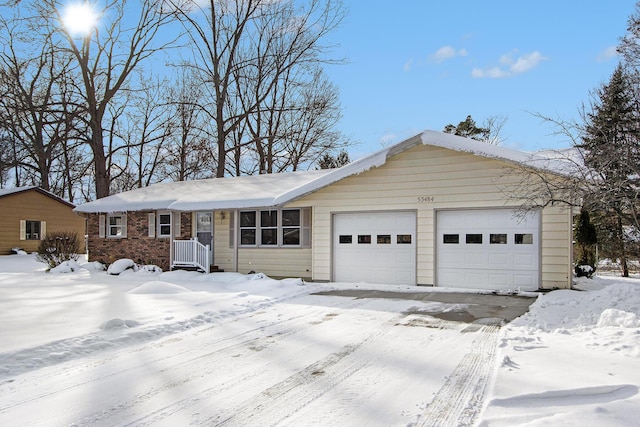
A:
0,186,38,197
74,169,335,213
75,130,576,213
0,186,76,207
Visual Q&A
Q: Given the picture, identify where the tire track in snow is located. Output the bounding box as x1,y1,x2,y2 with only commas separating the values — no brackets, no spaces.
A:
71,297,372,426
208,312,405,427
414,319,502,427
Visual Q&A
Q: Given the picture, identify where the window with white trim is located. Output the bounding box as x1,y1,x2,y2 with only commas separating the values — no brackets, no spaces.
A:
238,208,310,247
107,213,126,237
260,210,278,246
25,220,41,240
282,209,301,246
240,211,257,245
158,212,171,237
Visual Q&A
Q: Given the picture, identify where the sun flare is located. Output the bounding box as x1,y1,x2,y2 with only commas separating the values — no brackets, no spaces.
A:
61,3,99,36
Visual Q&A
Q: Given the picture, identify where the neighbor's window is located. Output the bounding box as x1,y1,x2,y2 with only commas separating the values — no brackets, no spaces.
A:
158,212,172,237
443,234,459,244
515,233,534,244
282,209,300,246
107,213,126,237
25,220,41,240
260,210,278,246
490,234,507,244
466,234,483,244
240,211,257,245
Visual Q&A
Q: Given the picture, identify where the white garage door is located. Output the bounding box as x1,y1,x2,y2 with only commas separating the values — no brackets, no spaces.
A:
333,212,416,285
436,209,540,291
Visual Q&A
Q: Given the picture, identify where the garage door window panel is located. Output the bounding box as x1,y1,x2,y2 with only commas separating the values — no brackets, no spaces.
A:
466,234,483,244
515,233,534,244
443,234,459,244
490,234,507,244
358,235,371,244
377,235,391,244
339,235,352,244
397,234,412,244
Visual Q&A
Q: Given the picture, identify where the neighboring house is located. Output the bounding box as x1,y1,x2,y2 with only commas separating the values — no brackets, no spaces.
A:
0,187,86,255
75,131,575,291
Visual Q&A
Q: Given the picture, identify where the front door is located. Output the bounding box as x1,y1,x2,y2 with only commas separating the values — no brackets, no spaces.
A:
196,212,214,265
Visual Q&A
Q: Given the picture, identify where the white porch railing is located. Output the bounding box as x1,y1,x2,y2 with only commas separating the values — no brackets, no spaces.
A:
172,239,210,273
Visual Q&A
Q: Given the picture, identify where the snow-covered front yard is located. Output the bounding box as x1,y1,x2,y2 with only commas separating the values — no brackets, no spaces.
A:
0,255,639,426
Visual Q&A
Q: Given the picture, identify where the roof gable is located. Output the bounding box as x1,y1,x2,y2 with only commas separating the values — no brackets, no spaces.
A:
0,186,75,208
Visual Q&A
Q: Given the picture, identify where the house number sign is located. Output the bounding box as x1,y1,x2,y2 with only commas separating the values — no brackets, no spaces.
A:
417,196,435,203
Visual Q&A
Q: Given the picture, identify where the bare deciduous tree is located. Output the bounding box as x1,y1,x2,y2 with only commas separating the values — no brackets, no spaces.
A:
174,0,346,177
40,0,183,198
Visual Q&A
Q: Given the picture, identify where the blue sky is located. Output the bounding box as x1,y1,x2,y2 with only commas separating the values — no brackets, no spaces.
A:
323,1,638,157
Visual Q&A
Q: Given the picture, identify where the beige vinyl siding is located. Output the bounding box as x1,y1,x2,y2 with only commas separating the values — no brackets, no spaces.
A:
237,248,312,279
0,190,86,255
291,143,572,289
212,210,312,280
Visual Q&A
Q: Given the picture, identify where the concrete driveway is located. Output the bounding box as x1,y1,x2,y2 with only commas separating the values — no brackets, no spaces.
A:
313,289,537,324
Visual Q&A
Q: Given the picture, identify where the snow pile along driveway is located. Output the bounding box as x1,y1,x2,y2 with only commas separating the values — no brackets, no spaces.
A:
480,276,640,426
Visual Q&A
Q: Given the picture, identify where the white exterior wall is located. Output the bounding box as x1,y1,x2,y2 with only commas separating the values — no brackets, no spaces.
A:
290,144,572,289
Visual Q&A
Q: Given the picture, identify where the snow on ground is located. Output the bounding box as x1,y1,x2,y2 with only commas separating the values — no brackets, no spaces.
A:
0,254,639,426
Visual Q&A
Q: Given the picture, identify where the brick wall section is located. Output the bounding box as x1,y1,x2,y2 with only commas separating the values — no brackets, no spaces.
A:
87,211,192,270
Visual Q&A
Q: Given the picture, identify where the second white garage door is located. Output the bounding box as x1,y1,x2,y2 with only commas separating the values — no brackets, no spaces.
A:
436,209,540,291
333,211,416,285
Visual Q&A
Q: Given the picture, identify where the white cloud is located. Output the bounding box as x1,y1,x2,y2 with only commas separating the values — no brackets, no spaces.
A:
430,45,468,63
472,50,547,79
511,51,546,73
597,46,619,62
403,58,414,71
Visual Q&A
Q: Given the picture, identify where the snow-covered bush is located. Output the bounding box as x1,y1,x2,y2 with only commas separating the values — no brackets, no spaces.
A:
107,259,137,275
575,264,595,278
36,231,81,271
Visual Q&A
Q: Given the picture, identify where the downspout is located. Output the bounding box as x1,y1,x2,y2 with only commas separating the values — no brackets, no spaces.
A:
234,209,239,273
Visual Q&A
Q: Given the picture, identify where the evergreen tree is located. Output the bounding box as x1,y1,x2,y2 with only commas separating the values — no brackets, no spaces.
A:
443,115,490,141
317,149,351,169
580,63,640,277
575,209,598,268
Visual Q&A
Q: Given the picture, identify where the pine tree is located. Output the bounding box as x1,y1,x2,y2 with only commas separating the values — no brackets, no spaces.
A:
580,63,640,277
443,115,490,141
575,209,598,269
